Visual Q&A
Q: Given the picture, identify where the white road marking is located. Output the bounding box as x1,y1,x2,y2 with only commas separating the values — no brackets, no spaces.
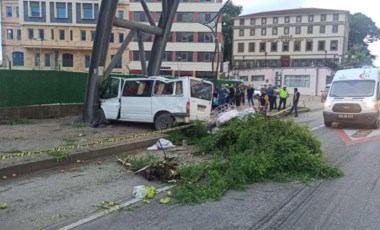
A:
310,124,324,131
58,185,173,230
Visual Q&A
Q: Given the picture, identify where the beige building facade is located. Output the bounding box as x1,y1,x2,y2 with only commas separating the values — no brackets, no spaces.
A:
1,0,129,73
233,8,350,96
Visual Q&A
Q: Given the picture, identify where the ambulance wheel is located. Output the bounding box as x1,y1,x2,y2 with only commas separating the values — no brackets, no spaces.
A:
154,113,174,130
324,121,332,127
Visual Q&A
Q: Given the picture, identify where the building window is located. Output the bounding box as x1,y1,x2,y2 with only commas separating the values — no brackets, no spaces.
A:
319,25,326,34
56,2,67,18
176,52,193,62
39,29,44,40
259,42,266,52
308,15,314,22
271,42,278,52
285,16,290,23
306,40,313,51
30,1,41,17
295,26,301,34
17,29,22,40
111,55,122,68
198,52,212,62
239,18,245,25
16,6,19,17
119,33,124,43
110,33,114,43
332,25,339,33
284,27,289,35
294,41,301,51
330,40,338,51
13,52,24,66
91,31,95,41
162,51,173,62
251,75,265,81
318,40,326,51
59,30,65,40
176,12,194,23
248,42,255,52
82,55,90,68
133,12,146,22
62,53,74,67
45,53,51,67
80,30,86,41
333,13,339,21
273,17,278,24
296,15,302,22
176,32,193,42
35,53,40,67
7,29,13,40
321,14,326,22
261,18,266,25
198,32,213,43
28,29,34,39
70,30,73,40
118,10,124,19
51,29,54,40
132,51,151,61
6,6,12,17
239,29,244,36
272,27,278,35
237,43,244,53
250,29,255,36
261,28,266,36
82,3,94,19
250,18,255,25
199,12,216,23
307,25,313,34
285,75,310,88
282,41,289,52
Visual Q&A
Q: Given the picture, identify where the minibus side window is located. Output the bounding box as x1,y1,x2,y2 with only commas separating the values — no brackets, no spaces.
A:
101,78,119,99
123,80,152,97
154,81,175,95
190,80,212,101
175,81,183,95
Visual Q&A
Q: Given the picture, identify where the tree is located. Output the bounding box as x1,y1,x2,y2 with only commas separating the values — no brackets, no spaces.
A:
222,1,242,63
341,44,375,67
349,13,380,48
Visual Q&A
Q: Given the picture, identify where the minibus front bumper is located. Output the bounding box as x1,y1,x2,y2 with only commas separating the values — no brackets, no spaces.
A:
323,111,379,125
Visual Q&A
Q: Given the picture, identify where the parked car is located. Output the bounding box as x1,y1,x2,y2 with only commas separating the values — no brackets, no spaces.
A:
321,84,331,103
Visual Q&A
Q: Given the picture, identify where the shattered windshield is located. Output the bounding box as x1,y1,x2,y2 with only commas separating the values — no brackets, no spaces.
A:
190,80,212,101
329,80,375,97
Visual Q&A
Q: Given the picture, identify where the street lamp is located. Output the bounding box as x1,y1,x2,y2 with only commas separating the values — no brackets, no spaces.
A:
264,52,267,68
177,57,181,77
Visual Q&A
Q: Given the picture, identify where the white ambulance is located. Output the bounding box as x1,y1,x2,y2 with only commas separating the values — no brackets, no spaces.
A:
323,66,380,129
96,76,213,130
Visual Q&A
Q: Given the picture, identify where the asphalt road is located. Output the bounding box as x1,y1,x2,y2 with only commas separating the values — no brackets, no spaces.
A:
2,110,380,230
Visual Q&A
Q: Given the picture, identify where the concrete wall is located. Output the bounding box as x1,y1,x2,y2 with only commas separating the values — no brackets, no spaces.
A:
0,104,84,120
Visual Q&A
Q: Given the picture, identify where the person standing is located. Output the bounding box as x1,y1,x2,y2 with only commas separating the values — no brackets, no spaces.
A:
278,85,289,110
240,86,245,105
288,88,300,117
259,88,269,112
267,84,275,111
218,85,226,105
247,84,254,107
235,85,241,106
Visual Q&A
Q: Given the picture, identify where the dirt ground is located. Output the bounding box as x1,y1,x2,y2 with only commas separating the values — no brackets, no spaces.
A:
0,116,155,167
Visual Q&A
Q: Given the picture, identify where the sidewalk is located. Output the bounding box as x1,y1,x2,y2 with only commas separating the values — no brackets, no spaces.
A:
298,95,324,112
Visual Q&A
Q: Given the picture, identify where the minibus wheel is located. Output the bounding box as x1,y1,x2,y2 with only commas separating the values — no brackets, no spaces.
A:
154,113,174,130
324,121,332,127
94,109,107,125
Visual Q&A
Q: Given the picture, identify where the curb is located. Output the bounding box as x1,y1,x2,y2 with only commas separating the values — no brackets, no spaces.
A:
0,136,162,177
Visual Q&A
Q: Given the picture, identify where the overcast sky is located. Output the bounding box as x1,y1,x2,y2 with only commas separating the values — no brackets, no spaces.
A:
230,0,380,67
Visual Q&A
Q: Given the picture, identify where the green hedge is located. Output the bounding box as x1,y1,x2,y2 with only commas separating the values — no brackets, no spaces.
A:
0,70,88,108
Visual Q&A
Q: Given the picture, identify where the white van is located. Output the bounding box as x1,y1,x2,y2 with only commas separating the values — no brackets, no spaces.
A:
323,66,380,128
96,76,213,130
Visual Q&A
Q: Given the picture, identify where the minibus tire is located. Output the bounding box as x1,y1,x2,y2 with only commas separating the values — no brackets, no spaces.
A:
154,113,174,130
94,109,107,125
371,120,379,129
324,121,332,127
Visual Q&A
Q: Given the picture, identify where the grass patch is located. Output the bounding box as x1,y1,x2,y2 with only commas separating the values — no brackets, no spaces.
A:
64,138,78,146
48,151,70,163
8,117,34,125
169,114,343,203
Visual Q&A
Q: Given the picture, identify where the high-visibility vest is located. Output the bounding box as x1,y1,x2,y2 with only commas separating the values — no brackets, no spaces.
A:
279,89,288,98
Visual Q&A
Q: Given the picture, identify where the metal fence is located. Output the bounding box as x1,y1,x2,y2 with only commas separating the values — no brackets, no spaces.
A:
0,70,88,108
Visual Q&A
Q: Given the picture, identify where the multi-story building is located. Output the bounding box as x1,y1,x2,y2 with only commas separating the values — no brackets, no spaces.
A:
128,0,223,78
1,0,223,77
233,8,350,95
1,0,127,73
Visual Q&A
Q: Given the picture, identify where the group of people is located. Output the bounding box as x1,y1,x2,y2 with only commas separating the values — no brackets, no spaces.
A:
213,83,300,117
